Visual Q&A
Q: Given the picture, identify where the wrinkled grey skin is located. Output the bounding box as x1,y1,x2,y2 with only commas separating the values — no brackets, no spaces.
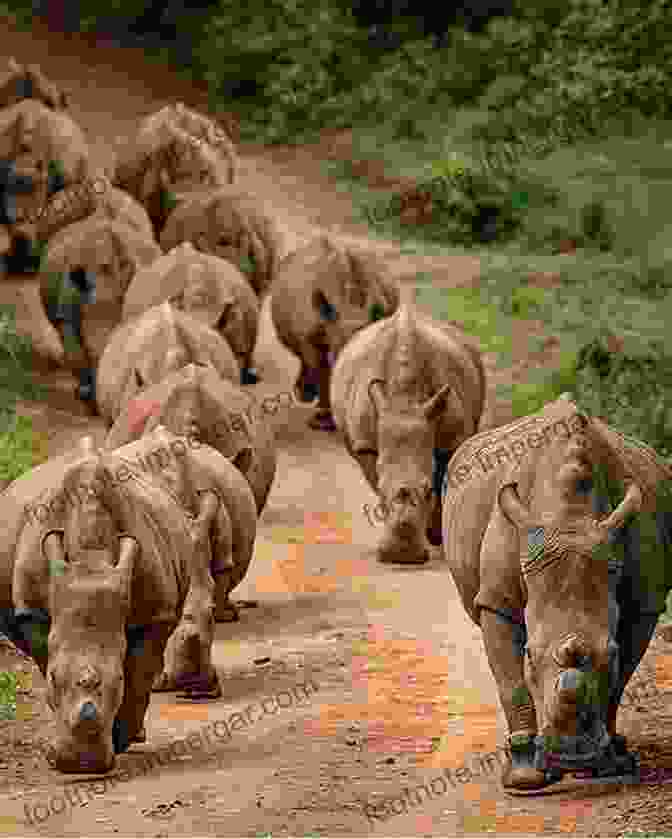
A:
442,395,669,790
331,300,485,563
0,438,194,772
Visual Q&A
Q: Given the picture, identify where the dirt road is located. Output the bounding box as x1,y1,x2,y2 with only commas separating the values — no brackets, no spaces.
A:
0,15,670,837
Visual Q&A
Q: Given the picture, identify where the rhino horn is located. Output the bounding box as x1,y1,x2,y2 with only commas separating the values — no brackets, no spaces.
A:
368,378,387,415
393,303,418,390
421,383,453,422
498,482,531,527
114,534,138,599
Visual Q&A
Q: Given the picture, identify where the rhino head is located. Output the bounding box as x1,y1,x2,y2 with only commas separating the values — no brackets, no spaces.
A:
497,410,643,770
367,304,460,564
40,447,137,772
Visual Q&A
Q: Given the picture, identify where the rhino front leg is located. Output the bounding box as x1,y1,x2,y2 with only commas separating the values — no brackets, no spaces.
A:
479,609,548,790
308,350,337,432
114,622,175,753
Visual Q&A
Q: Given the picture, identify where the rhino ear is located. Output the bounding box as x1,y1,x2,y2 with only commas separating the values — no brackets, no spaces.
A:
498,482,530,527
422,384,453,422
368,378,386,415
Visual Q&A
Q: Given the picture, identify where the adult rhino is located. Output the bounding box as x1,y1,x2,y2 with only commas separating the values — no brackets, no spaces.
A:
0,436,216,771
104,426,257,697
0,99,91,224
331,290,484,562
113,120,231,237
0,58,69,111
136,103,237,184
105,363,277,516
160,186,282,297
97,302,240,425
441,394,672,791
122,242,259,384
40,217,161,402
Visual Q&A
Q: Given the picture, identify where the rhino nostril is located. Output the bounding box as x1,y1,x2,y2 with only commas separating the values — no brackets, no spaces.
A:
78,701,98,723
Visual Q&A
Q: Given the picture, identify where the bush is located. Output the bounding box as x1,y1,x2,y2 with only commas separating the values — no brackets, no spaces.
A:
0,307,46,425
0,414,50,484
474,0,672,157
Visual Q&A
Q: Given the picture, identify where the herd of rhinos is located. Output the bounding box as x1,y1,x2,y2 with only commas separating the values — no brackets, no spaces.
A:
0,59,672,795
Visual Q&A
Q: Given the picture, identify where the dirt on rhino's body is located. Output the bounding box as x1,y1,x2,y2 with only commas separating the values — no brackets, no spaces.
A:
105,362,277,516
441,394,672,791
331,295,485,563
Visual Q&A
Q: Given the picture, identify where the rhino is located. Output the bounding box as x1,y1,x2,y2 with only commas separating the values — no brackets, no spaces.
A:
441,394,672,790
0,99,91,229
122,242,259,383
272,235,400,431
135,103,237,184
0,436,196,771
330,292,485,562
40,217,162,402
0,58,69,111
105,362,277,516
0,430,256,770
96,302,240,425
112,121,231,237
104,426,257,697
160,186,282,296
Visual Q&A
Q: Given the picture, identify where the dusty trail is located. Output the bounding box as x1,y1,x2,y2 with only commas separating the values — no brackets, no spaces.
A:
0,15,665,837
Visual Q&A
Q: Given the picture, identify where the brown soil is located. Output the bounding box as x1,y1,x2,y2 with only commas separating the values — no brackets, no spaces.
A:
0,14,669,837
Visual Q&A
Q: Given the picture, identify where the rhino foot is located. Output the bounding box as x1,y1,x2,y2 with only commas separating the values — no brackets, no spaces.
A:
502,734,550,791
308,411,337,432
376,547,429,565
177,674,222,701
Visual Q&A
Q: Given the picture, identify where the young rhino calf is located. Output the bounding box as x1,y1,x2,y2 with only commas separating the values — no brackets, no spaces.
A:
330,294,485,562
441,394,672,791
271,235,400,431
